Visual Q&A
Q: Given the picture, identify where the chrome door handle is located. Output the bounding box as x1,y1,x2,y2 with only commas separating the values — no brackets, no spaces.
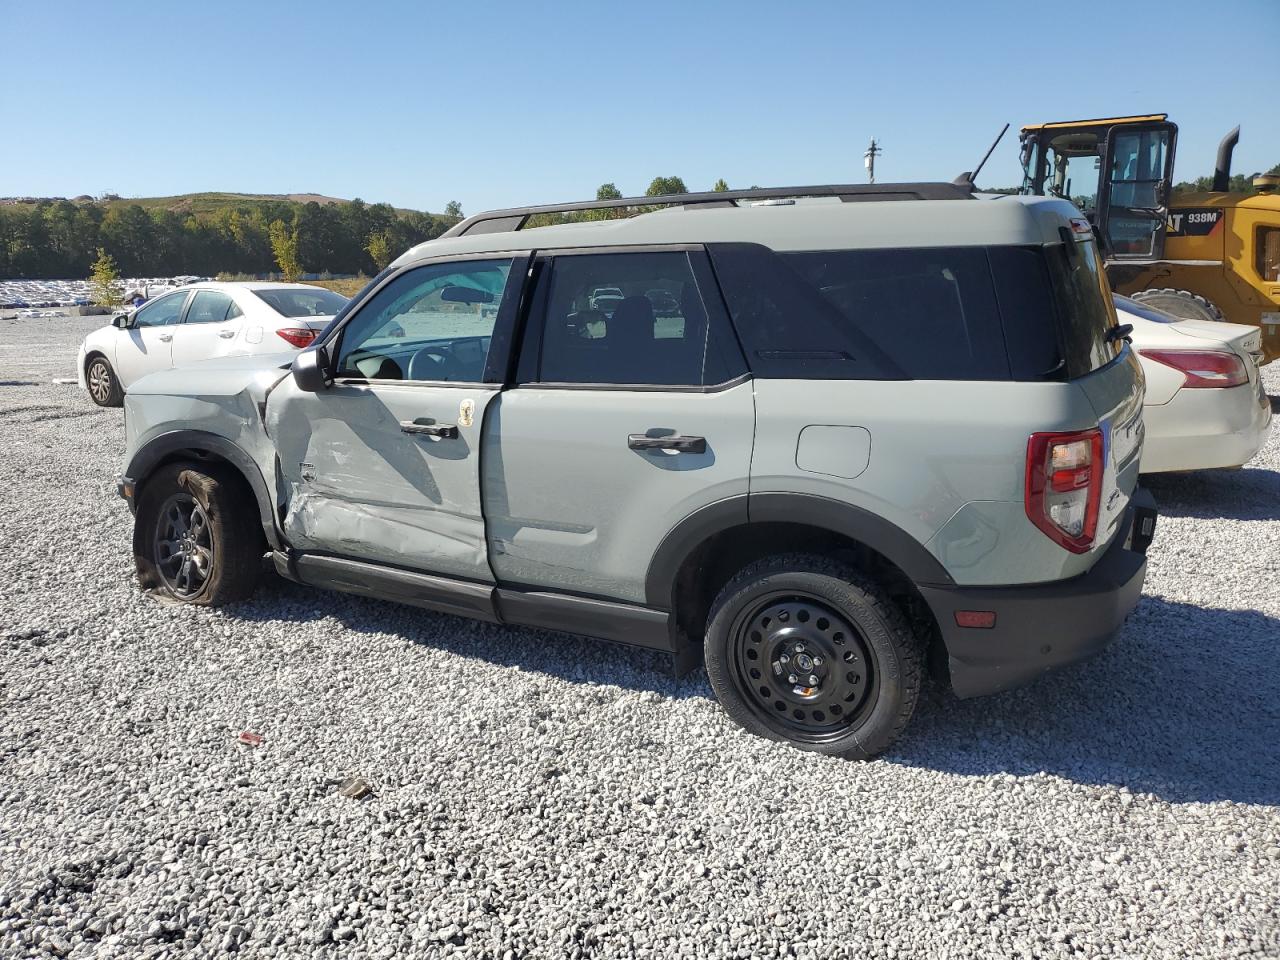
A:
628,433,706,453
158,334,173,342
218,329,236,339
400,419,459,439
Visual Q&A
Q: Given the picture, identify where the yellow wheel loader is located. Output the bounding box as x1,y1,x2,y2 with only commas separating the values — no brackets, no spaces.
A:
1019,114,1280,364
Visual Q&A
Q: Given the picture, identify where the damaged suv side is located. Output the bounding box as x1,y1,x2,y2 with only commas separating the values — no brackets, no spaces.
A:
119,182,1156,758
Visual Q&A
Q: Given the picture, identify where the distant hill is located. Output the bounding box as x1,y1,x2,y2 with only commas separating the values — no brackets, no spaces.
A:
2,191,430,217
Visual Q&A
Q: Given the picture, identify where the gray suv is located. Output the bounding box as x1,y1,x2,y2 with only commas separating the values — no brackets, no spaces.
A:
118,182,1157,758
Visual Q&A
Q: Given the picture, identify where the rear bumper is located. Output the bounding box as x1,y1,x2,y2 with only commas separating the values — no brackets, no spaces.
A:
1140,380,1271,473
919,489,1157,699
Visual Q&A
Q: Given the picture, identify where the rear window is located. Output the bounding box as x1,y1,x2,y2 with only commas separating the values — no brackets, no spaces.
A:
253,287,348,318
1043,241,1121,377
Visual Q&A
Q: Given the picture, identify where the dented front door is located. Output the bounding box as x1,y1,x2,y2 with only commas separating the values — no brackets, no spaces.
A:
266,255,523,582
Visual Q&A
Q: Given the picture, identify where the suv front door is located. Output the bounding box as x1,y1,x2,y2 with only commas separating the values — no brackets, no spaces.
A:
484,247,755,606
269,255,529,582
114,290,190,387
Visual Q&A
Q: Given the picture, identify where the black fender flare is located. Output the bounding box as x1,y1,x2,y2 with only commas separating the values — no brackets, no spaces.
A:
644,492,955,609
126,429,281,550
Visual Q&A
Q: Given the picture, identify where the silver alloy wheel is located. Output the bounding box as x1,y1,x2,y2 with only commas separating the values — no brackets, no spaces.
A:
153,493,213,599
87,360,112,404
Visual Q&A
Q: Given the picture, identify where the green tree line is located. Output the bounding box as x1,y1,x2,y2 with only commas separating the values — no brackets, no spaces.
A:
0,197,456,280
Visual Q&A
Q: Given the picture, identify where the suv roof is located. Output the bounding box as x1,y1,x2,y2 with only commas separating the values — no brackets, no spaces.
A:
396,185,1084,266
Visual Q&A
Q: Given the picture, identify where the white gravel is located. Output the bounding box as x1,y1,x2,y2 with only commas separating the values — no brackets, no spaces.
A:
1,316,1278,959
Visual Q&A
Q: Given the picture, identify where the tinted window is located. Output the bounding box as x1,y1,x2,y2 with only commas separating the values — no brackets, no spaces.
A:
185,290,235,324
335,259,511,382
1044,241,1120,376
987,246,1066,380
254,288,348,318
132,292,187,327
780,247,1009,380
532,251,741,386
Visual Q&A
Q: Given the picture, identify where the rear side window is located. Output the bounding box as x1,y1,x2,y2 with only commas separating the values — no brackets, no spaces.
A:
780,247,1009,380
528,251,744,387
185,290,236,324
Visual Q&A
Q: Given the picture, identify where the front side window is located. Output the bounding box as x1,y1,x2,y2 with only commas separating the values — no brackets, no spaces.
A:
334,259,511,382
132,292,187,327
185,290,236,324
532,251,738,386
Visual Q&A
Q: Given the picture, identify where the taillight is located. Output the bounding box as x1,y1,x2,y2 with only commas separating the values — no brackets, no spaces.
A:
275,327,317,348
1139,349,1248,388
1025,428,1104,554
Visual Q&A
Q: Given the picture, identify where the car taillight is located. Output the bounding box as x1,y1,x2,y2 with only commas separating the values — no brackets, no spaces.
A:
275,328,317,348
1138,349,1248,388
1025,428,1104,554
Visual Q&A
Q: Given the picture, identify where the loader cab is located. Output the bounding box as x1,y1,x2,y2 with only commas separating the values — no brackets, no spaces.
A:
1020,115,1178,262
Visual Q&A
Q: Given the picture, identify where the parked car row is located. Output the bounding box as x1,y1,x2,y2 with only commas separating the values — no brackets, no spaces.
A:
83,182,1271,760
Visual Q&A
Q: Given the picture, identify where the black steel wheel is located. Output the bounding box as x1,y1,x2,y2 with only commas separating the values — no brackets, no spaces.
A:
704,554,924,759
85,356,124,407
728,592,878,743
133,462,264,606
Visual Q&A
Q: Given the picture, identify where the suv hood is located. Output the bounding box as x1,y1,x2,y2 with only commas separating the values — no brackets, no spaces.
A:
128,352,295,398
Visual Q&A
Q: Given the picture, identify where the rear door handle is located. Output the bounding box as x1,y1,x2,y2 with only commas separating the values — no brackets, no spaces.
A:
158,333,173,342
628,434,706,454
218,329,236,339
400,419,459,439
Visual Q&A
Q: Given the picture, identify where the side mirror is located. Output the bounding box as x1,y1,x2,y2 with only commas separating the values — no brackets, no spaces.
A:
292,345,330,392
112,313,131,329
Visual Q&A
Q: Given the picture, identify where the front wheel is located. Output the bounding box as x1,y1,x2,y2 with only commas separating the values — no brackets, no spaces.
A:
704,555,924,759
133,462,263,605
85,356,124,407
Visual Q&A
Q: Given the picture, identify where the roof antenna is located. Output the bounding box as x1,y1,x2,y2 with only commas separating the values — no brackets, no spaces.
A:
954,122,1010,189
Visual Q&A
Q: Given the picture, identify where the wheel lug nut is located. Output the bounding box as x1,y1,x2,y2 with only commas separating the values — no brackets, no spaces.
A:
787,674,798,684
794,643,804,653
813,657,823,667
808,674,819,685
779,654,789,664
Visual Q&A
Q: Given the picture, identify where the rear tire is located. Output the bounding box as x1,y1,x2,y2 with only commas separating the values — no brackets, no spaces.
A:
1129,288,1225,323
85,355,124,407
133,462,263,605
703,554,924,760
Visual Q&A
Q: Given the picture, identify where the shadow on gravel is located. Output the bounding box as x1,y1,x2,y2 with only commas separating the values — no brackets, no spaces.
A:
238,578,1279,806
900,596,1280,806
1144,466,1280,521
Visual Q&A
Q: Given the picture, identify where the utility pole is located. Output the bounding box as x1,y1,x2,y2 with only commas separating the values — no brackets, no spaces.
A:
864,137,882,184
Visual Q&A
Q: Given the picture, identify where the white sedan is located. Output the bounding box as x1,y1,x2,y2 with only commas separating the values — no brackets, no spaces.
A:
1117,295,1272,473
77,282,348,406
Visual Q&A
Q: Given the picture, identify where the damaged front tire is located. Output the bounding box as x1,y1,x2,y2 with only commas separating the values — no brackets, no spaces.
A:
133,462,264,605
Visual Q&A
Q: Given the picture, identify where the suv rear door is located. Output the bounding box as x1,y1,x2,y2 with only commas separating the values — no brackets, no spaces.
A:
484,247,754,605
269,255,529,582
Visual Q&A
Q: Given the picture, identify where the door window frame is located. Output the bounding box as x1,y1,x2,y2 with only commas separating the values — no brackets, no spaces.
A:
319,251,534,390
131,289,193,328
512,244,750,394
181,288,239,325
1098,120,1178,262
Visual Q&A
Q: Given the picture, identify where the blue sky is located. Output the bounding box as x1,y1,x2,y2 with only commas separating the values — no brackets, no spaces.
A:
3,0,1277,214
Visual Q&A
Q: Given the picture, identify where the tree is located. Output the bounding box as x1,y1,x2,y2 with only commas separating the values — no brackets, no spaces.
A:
596,183,622,200
444,200,463,219
365,231,394,270
88,247,121,307
645,176,688,197
268,218,302,281
712,178,729,193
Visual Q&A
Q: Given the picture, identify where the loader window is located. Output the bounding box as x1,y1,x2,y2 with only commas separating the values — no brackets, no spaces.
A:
1257,227,1280,283
1104,127,1171,258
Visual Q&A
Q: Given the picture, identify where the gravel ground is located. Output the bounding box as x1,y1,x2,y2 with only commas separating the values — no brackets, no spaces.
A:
1,316,1278,960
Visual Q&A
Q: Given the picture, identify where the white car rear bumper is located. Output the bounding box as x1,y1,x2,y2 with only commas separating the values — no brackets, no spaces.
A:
1140,378,1272,473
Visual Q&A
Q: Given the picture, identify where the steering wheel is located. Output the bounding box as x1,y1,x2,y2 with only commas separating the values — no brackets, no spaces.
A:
408,344,453,381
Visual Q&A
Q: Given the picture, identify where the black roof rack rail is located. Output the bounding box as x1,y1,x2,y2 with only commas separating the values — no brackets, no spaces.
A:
441,181,975,238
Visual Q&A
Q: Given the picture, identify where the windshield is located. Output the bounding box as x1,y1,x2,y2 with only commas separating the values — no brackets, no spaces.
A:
253,288,348,318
